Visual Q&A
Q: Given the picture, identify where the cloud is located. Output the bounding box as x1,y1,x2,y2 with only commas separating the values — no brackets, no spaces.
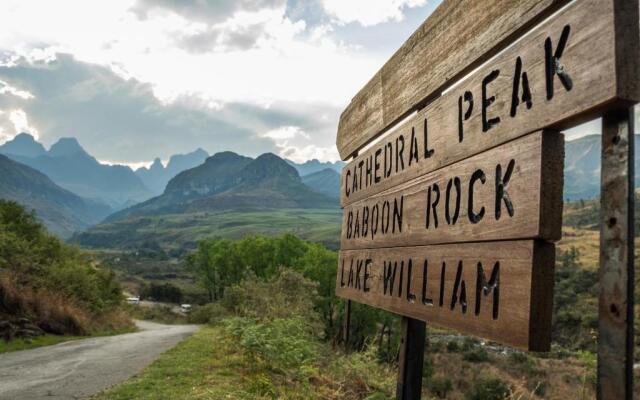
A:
132,0,286,24
260,125,337,162
320,0,428,26
0,53,342,163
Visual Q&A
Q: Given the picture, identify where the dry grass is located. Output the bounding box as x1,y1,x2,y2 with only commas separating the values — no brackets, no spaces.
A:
0,273,133,336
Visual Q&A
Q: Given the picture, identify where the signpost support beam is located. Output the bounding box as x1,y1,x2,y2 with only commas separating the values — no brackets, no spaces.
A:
598,107,635,400
396,317,426,400
343,300,351,350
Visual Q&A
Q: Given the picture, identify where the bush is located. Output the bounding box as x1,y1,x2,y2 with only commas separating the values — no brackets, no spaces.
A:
427,376,453,398
188,303,226,324
465,378,510,400
224,316,319,376
0,200,130,335
140,282,183,303
446,340,460,353
463,346,490,363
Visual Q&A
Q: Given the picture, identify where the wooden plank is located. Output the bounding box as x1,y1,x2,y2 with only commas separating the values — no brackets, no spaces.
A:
335,240,555,351
336,0,573,160
396,317,425,400
341,0,634,206
598,108,635,400
341,131,563,250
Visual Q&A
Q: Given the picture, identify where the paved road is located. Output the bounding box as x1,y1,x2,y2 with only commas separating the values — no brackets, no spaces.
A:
0,320,198,400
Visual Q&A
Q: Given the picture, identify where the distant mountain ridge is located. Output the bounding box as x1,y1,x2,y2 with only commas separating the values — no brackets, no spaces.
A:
0,154,111,238
302,168,340,199
0,133,152,210
103,151,337,222
135,148,209,195
286,159,344,176
564,134,640,200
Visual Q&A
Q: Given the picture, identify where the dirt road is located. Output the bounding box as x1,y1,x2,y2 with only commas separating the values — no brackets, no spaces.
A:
0,320,197,399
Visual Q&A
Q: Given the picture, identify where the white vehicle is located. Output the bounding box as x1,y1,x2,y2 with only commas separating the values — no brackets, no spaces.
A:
180,304,192,313
126,297,140,305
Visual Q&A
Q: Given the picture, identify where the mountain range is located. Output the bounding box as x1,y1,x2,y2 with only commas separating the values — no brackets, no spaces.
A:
0,154,111,238
564,134,640,200
134,149,209,195
0,133,152,210
106,151,338,222
286,159,344,176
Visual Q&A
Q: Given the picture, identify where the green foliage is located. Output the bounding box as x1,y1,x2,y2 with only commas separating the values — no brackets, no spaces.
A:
464,378,510,400
427,376,453,399
225,317,319,376
188,303,227,324
0,200,124,317
553,247,598,351
463,347,490,363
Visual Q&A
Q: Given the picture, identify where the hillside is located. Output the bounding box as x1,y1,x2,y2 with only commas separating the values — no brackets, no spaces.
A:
0,155,111,238
301,168,340,199
106,152,337,222
0,134,152,210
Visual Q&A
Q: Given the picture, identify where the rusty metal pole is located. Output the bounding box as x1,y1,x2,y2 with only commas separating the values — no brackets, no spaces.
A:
598,107,635,400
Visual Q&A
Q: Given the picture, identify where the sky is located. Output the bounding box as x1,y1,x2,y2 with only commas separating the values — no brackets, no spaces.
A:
0,0,618,169
0,0,443,167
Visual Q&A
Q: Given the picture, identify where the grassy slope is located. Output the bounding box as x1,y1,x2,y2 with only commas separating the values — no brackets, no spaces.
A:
75,209,342,251
94,324,604,400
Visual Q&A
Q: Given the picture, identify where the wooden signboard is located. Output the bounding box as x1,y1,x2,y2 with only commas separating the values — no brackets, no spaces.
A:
341,131,563,249
335,0,639,397
336,241,554,350
341,0,636,207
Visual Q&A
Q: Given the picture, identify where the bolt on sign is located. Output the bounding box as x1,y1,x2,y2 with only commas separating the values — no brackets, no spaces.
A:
335,0,639,356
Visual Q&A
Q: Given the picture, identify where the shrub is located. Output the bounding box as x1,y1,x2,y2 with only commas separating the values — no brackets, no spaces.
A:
465,378,510,400
0,200,129,335
188,303,226,324
446,340,460,353
463,346,490,363
224,316,319,376
427,376,453,398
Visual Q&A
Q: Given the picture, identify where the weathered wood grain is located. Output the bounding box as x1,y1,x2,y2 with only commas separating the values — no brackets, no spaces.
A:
341,131,563,250
336,0,574,160
340,0,630,206
336,241,555,351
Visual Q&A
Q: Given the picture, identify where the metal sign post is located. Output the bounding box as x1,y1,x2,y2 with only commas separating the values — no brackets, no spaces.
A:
599,107,635,400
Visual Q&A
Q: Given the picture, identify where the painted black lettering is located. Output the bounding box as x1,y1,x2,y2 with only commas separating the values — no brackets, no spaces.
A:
426,184,440,229
374,148,382,183
468,169,486,224
423,118,434,159
363,259,372,292
545,25,572,100
510,56,532,117
421,259,433,305
495,159,515,220
450,261,467,313
392,196,403,233
355,259,363,290
395,135,405,173
371,204,379,240
406,259,416,302
346,211,353,239
445,177,461,225
409,128,419,166
475,261,500,320
348,258,355,287
362,206,369,237
398,260,404,298
482,70,500,132
353,210,360,238
340,259,346,287
458,91,473,142
384,143,393,178
345,169,351,197
365,156,373,187
383,261,397,296
382,201,391,234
